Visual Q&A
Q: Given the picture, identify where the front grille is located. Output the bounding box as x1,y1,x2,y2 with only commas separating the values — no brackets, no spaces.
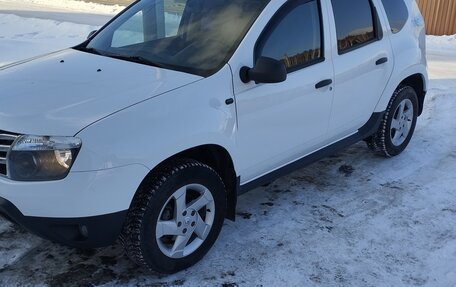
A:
0,131,20,176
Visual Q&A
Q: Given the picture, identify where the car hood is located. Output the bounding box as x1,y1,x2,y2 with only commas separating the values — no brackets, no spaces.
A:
0,49,202,136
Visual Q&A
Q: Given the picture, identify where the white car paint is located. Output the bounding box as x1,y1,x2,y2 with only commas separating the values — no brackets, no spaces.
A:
0,49,201,136
232,0,335,183
326,0,395,139
374,0,428,113
0,164,149,217
73,65,237,173
0,0,427,222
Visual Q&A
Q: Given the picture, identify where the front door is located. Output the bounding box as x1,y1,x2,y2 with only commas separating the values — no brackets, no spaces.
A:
234,0,335,183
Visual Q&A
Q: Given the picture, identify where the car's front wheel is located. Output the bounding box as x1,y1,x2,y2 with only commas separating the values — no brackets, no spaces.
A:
122,159,226,273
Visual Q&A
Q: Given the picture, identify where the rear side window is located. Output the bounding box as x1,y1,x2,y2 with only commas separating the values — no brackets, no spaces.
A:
381,0,409,33
256,0,323,72
331,0,376,54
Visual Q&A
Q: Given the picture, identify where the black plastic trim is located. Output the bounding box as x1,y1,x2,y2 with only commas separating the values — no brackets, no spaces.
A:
227,176,240,221
376,57,388,65
372,5,384,41
0,197,127,248
315,79,333,89
238,111,385,194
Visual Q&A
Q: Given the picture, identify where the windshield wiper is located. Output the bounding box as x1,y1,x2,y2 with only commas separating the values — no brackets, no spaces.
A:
106,54,165,68
75,48,165,68
75,46,104,55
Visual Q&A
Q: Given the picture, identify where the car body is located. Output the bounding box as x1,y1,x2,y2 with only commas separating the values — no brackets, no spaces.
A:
0,0,427,273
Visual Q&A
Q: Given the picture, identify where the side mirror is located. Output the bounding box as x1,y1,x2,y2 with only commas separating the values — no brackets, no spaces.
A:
87,30,97,40
240,57,287,84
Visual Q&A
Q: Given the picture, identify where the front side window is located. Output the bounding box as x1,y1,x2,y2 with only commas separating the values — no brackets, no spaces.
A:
82,0,269,76
331,0,376,53
381,0,409,33
256,0,322,72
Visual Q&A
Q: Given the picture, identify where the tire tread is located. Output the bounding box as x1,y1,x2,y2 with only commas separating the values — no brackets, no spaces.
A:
365,85,413,158
120,158,223,272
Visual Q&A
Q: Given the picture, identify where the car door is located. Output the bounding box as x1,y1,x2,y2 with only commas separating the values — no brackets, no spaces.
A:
327,0,394,139
233,0,335,183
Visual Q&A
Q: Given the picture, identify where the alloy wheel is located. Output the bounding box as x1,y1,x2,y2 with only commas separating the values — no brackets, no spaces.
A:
390,98,414,146
156,184,215,259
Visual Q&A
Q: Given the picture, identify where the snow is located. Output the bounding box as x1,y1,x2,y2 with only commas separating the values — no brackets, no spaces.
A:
0,2,456,286
0,13,97,66
427,34,456,52
0,0,127,65
427,34,456,81
0,0,125,15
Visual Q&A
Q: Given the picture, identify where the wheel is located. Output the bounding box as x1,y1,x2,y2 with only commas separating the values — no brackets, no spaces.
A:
122,159,226,274
365,86,419,157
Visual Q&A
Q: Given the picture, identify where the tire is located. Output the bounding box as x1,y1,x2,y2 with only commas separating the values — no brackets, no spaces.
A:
121,159,226,274
365,86,419,157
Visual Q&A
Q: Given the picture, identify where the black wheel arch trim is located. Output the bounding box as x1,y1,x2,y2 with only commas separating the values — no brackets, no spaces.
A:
399,74,427,116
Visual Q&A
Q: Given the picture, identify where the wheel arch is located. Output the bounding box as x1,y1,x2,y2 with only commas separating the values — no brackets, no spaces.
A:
133,144,238,222
398,73,427,116
375,65,428,116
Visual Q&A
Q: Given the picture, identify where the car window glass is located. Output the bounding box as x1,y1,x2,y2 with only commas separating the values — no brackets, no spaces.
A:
112,11,145,48
256,0,322,72
331,0,376,53
164,1,186,36
381,0,409,33
112,1,186,48
86,0,269,77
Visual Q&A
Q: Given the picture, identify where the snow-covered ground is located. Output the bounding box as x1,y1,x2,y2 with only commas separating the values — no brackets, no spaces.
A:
0,0,124,15
0,1,456,286
0,0,125,66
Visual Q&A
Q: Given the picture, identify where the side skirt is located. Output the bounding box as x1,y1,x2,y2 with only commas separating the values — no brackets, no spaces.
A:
236,111,384,196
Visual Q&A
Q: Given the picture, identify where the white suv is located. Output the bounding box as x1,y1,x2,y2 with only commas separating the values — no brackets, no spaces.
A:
0,0,427,273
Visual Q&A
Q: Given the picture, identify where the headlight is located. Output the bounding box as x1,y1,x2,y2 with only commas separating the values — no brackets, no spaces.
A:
7,135,82,181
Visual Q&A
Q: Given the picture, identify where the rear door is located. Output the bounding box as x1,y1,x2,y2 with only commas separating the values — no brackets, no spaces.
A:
327,0,394,139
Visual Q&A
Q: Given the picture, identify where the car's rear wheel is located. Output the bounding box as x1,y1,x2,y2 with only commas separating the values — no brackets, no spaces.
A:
365,86,419,157
122,159,226,274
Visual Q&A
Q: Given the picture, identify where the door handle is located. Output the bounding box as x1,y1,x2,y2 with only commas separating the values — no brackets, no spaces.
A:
315,79,333,89
376,57,388,65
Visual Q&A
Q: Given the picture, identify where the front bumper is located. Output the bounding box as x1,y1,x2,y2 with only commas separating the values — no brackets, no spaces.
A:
0,164,149,248
0,197,126,248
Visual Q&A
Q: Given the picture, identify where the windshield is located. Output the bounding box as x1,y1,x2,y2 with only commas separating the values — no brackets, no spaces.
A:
81,0,269,76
